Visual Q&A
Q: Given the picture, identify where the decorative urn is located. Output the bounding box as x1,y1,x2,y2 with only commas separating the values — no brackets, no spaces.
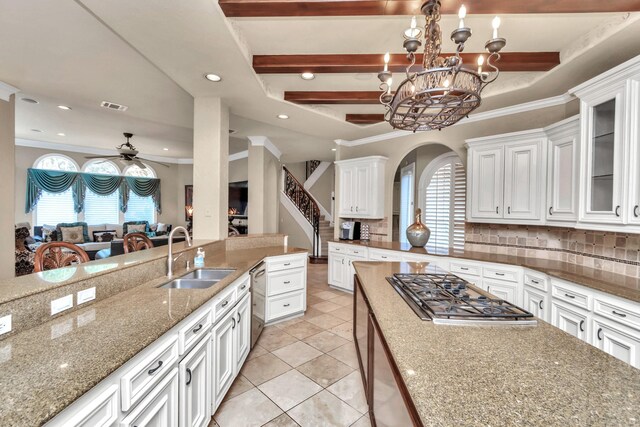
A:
406,208,431,247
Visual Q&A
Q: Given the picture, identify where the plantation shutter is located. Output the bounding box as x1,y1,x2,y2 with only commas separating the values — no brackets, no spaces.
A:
124,192,156,224
452,162,466,251
84,190,120,225
35,189,78,226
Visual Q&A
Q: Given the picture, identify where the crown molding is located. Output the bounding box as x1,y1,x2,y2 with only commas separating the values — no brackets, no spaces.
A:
337,92,575,147
248,135,282,160
229,150,248,161
0,81,20,102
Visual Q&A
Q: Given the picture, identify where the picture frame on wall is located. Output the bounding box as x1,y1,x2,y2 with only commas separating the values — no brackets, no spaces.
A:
185,185,193,221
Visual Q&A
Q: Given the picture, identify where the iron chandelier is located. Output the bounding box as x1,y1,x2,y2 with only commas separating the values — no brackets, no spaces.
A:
378,0,506,132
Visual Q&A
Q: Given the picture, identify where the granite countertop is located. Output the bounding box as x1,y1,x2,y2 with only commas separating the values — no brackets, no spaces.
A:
354,261,640,426
330,240,640,303
0,245,306,427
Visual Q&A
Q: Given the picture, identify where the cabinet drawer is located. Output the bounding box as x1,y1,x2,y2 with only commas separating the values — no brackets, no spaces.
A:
329,243,347,254
268,268,305,296
121,368,179,427
524,271,549,292
120,336,179,411
591,317,640,368
483,266,520,283
594,298,640,331
213,286,237,323
368,249,401,262
551,281,590,310
449,262,481,277
347,247,367,258
266,290,305,321
236,275,250,299
267,255,306,272
178,306,212,355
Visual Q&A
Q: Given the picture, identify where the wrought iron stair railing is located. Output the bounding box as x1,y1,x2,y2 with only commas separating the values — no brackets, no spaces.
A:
283,166,321,257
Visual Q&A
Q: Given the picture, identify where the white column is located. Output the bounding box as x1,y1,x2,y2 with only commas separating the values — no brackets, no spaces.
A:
248,136,281,234
0,84,17,278
192,97,229,240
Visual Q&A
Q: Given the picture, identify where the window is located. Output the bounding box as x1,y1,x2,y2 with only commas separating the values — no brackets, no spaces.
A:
399,163,415,244
83,160,121,225
33,155,79,226
124,164,157,223
419,153,466,251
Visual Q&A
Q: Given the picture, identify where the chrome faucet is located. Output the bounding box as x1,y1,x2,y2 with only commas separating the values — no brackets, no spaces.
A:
167,226,192,278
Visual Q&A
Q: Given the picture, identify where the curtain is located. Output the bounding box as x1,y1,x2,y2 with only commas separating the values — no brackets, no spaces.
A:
25,168,162,214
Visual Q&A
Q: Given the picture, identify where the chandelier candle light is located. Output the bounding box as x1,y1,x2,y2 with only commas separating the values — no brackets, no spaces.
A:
378,0,506,131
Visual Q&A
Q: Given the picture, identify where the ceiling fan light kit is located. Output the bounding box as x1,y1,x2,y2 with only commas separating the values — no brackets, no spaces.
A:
84,132,170,168
378,0,506,132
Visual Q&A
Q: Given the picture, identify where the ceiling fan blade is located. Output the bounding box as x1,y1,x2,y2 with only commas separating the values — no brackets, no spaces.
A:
139,157,171,168
133,159,146,169
85,155,121,159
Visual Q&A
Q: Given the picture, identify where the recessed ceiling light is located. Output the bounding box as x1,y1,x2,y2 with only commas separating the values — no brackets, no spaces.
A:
204,73,222,82
301,72,315,80
331,148,337,151
57,133,65,137
57,105,72,110
163,148,169,151
31,129,43,133
277,114,289,120
21,98,39,104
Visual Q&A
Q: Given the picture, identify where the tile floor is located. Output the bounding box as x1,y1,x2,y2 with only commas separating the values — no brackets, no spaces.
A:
209,263,370,427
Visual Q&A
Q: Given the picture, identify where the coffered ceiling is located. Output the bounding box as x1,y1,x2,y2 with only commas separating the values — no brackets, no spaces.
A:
1,0,640,161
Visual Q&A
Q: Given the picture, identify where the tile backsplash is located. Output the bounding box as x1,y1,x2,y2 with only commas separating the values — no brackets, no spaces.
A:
465,223,640,278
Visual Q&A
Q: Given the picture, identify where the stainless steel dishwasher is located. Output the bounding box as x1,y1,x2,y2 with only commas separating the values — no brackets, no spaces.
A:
250,262,266,348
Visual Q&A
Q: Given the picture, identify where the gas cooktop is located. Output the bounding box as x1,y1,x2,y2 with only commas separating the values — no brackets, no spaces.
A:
387,273,537,326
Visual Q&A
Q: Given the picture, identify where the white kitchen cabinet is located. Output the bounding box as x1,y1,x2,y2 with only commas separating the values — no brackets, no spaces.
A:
546,116,580,222
484,279,518,306
328,251,347,289
368,248,402,262
591,317,640,368
179,334,211,427
336,156,387,219
523,285,549,322
264,253,307,324
401,252,449,271
121,368,179,427
468,145,503,219
328,243,367,292
235,293,251,369
627,73,640,225
503,139,544,220
551,300,589,342
59,384,118,427
211,308,236,409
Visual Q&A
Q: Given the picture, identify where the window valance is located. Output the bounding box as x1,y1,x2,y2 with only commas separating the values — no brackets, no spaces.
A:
25,168,162,214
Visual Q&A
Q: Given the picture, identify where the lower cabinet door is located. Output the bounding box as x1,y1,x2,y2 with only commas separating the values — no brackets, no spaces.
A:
523,286,549,323
371,317,414,427
592,317,640,368
179,334,212,427
56,384,118,427
235,293,252,370
329,254,346,289
484,280,519,306
121,368,179,427
551,300,589,342
211,309,237,410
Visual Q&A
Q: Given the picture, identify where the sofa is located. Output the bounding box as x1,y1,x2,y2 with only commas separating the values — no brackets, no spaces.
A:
34,222,173,260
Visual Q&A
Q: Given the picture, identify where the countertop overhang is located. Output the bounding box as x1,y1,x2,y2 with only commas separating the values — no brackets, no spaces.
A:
353,261,640,426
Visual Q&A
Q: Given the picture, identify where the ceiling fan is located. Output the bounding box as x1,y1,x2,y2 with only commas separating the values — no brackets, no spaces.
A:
85,132,170,169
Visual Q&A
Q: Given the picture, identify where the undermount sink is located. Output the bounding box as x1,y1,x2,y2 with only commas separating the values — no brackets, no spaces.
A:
180,268,236,281
159,278,219,290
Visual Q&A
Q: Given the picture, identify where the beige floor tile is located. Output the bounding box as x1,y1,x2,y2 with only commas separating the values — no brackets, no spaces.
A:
273,316,305,329
328,342,359,369
287,390,362,427
301,307,324,320
312,300,342,313
272,341,323,367
246,344,268,361
306,295,324,306
332,306,354,322
214,388,282,427
257,329,299,351
329,322,354,341
313,290,340,300
331,295,354,307
306,313,347,330
262,413,300,427
327,371,368,414
258,370,323,411
303,331,349,353
241,353,292,385
297,354,354,387
280,321,325,339
223,374,254,401
350,414,372,427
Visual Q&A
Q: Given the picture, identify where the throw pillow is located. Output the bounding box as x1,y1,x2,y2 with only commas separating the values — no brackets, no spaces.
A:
145,231,157,238
127,224,147,233
59,225,85,244
42,225,57,242
56,222,90,243
93,230,117,242
156,223,167,233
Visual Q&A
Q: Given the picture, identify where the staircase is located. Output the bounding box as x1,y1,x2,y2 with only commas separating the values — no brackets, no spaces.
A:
317,215,333,258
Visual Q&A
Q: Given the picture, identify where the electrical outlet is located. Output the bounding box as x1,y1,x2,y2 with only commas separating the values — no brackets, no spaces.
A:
0,315,11,335
77,287,96,305
51,295,73,315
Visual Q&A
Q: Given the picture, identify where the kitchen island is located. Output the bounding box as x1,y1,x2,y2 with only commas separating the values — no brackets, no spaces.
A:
353,261,640,426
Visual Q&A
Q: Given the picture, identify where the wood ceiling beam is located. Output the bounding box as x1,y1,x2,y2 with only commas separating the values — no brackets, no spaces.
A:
285,91,381,104
346,114,385,124
254,52,560,73
220,0,640,17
